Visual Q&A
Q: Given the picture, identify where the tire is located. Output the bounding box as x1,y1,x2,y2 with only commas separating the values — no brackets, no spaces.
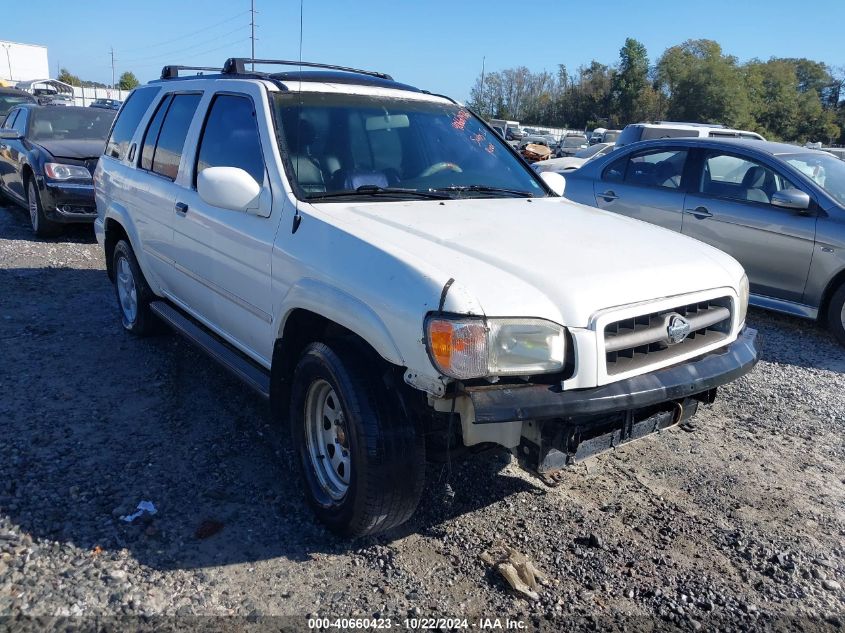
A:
26,179,61,238
826,283,845,346
112,239,158,336
290,341,425,537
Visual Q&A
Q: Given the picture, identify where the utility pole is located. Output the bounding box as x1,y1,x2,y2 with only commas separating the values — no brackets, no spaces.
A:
110,47,115,89
250,0,257,70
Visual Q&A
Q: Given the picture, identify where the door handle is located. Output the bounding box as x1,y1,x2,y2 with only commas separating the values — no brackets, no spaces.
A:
685,206,712,219
599,190,619,201
174,202,188,215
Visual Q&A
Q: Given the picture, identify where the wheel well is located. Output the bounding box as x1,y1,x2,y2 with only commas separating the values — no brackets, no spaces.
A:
270,309,383,419
818,269,845,325
22,165,33,188
104,218,130,282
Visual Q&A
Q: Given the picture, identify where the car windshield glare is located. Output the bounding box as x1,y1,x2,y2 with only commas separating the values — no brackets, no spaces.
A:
563,136,586,147
272,92,546,200
784,153,845,206
30,108,116,141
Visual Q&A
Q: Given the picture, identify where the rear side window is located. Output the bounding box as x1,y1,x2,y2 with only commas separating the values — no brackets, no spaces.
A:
140,93,201,180
195,94,265,184
641,127,697,141
3,109,18,129
105,86,159,160
625,149,688,189
11,109,27,136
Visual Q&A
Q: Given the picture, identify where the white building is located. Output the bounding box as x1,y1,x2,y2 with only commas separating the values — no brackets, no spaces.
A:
0,40,49,85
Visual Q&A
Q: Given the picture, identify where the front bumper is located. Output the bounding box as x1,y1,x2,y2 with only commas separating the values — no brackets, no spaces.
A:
464,327,759,424
39,179,97,224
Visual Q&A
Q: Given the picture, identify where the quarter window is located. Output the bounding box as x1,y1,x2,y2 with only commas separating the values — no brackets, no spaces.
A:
2,109,18,129
196,94,265,185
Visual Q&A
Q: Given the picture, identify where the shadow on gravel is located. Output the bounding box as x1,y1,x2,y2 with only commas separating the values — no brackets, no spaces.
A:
0,203,96,244
747,307,845,373
0,266,537,573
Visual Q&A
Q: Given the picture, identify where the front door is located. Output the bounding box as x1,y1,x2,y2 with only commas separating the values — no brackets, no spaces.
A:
681,149,817,303
173,91,277,360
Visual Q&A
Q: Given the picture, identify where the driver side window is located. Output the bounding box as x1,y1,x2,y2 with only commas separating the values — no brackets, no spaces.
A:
700,152,794,205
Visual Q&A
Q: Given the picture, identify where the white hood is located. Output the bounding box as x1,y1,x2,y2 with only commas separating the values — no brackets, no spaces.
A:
312,197,744,328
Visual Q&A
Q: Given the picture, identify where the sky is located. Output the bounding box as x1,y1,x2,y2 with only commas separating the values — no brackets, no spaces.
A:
3,0,844,101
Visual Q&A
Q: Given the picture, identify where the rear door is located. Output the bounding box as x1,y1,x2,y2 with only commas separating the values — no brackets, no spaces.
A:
0,108,29,202
593,146,689,231
133,92,204,308
681,149,817,302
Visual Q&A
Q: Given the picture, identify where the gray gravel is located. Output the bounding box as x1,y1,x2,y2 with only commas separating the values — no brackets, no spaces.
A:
0,201,843,631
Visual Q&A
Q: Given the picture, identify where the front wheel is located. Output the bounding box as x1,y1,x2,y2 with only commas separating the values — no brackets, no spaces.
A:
27,179,61,237
290,341,425,537
826,283,845,347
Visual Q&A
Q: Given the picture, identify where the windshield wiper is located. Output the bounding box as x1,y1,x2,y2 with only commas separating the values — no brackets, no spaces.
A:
433,185,535,198
308,185,450,201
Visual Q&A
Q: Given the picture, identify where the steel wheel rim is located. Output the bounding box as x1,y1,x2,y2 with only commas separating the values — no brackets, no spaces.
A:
304,379,351,500
27,183,38,229
116,256,138,323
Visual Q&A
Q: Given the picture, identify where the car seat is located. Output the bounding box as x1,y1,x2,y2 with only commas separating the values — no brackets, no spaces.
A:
741,166,775,203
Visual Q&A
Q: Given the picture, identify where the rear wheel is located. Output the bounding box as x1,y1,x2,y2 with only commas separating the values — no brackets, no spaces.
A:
290,341,425,537
27,179,61,237
826,283,845,346
112,239,158,336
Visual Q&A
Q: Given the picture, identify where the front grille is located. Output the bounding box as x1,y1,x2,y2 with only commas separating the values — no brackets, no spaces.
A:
604,297,732,376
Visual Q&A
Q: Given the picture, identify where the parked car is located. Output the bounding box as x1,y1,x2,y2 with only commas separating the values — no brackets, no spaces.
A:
0,87,36,117
555,133,589,158
615,122,764,148
505,127,525,141
0,104,115,235
535,142,615,173
90,98,122,110
564,137,845,344
95,58,757,537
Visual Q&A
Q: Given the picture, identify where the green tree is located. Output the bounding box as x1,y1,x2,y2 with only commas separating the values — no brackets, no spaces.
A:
117,71,140,90
611,38,651,125
656,39,751,128
57,68,82,87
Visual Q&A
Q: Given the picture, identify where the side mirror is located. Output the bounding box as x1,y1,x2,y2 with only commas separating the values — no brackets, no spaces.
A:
771,188,810,211
540,171,566,196
197,166,262,213
0,130,21,140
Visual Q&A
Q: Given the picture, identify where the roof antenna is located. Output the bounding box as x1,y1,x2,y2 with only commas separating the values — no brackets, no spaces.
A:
291,0,304,234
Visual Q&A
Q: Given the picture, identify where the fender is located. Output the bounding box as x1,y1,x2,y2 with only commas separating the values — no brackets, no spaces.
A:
101,202,165,294
279,278,404,366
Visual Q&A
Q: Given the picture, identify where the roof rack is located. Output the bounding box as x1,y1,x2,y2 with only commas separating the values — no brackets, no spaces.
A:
653,121,726,129
222,58,392,80
161,65,222,80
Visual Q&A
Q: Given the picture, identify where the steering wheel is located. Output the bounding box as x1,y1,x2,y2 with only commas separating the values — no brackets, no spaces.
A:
418,162,463,178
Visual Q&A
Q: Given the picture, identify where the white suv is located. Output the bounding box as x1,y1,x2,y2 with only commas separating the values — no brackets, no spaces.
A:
94,58,759,536
616,122,765,147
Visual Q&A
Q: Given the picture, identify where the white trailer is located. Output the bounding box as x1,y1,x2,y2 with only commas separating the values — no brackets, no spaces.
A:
0,41,49,84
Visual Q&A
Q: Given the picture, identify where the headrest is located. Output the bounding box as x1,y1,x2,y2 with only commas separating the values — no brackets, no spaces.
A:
742,166,767,189
344,171,388,190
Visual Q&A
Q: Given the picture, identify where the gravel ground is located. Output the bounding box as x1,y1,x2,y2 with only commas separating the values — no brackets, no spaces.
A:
0,201,843,632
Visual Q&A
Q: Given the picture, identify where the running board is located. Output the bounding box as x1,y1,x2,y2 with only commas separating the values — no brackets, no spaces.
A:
150,301,271,399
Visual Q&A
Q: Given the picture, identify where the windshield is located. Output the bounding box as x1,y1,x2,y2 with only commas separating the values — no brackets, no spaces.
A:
575,143,609,159
273,92,546,200
0,94,34,115
30,107,115,141
603,131,620,143
563,136,586,147
783,153,845,206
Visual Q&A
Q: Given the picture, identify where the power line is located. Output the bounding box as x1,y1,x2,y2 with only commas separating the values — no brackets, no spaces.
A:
118,25,250,64
128,37,252,70
119,10,251,53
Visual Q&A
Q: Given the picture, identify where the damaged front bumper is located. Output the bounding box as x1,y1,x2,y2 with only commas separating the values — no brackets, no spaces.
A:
457,327,760,472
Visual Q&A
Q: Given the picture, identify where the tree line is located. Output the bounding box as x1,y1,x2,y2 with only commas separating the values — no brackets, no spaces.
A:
57,68,140,91
468,39,844,145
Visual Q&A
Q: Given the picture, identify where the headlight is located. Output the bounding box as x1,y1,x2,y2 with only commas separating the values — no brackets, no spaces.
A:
44,163,92,180
738,274,749,326
425,315,565,379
